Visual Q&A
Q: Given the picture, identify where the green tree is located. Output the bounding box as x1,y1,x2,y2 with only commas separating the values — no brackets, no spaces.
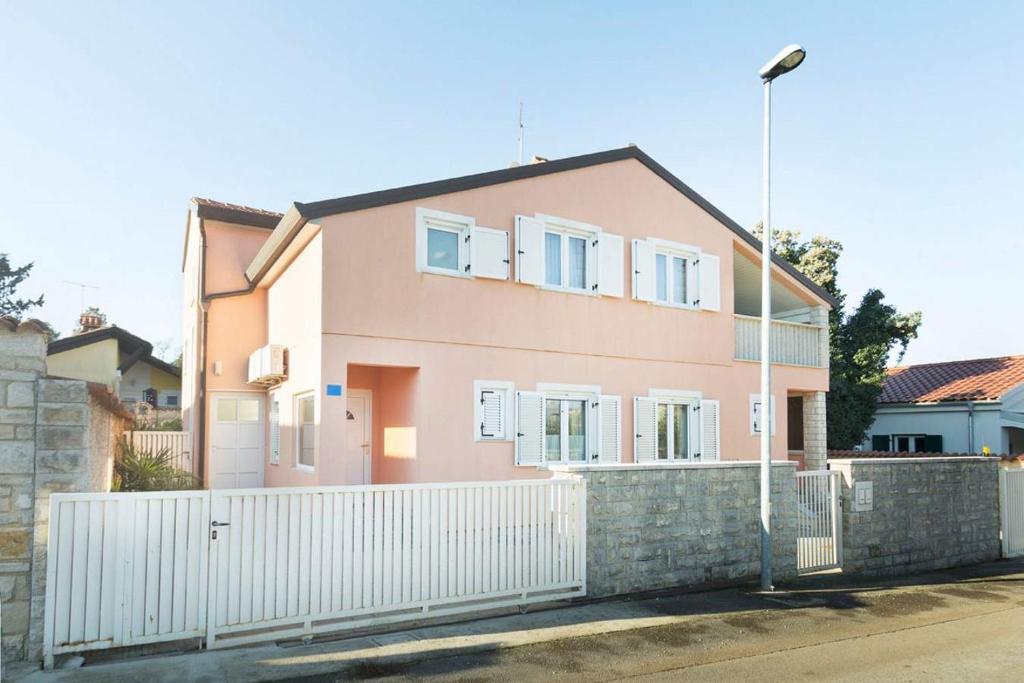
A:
0,254,44,318
753,226,922,448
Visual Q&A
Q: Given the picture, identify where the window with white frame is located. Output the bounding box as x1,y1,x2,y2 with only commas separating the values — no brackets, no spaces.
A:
296,393,315,469
893,434,926,453
474,380,513,441
515,214,624,297
749,394,777,436
269,398,281,465
635,390,720,463
514,384,622,466
632,238,720,311
416,207,510,280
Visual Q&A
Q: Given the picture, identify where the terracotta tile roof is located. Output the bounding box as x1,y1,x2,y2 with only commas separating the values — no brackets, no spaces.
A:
879,355,1024,404
192,197,283,219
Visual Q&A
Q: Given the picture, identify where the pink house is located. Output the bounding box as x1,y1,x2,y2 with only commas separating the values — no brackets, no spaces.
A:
181,146,834,489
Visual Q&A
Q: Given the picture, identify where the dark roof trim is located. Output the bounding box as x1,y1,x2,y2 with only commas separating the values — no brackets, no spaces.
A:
279,146,837,308
47,326,181,378
194,202,281,229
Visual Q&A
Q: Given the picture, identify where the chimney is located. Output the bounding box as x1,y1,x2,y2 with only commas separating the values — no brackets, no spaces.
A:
78,311,104,333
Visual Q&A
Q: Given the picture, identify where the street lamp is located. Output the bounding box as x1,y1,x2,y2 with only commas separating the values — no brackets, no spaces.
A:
758,44,805,592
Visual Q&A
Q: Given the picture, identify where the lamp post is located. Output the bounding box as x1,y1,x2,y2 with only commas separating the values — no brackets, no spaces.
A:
758,44,806,592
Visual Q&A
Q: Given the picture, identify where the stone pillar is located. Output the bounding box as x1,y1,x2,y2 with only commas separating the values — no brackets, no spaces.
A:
809,305,830,371
803,391,827,471
0,321,48,663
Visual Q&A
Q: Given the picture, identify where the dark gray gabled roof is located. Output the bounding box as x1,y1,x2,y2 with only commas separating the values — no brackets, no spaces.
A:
48,326,181,377
254,146,839,308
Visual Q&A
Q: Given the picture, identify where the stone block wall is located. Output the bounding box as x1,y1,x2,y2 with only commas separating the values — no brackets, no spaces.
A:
830,457,1001,577
551,462,798,598
0,321,125,665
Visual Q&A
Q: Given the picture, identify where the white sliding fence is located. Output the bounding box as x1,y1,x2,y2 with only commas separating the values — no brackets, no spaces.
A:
43,491,211,666
129,431,193,474
42,478,587,663
1000,468,1024,558
795,470,842,573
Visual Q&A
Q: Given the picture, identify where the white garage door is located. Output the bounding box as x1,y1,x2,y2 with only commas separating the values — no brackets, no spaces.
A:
211,394,264,488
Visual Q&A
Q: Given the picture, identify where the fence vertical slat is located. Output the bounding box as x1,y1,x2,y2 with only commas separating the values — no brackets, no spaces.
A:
361,491,373,608
382,490,394,606
320,493,334,615
298,494,313,616
431,489,441,600
343,492,355,612
184,497,201,632
401,490,412,604
238,496,254,626
446,489,456,597
252,495,266,623
410,490,421,603
353,491,366,610
170,497,189,633
309,494,323,616
373,491,385,607
82,502,103,643
331,493,344,613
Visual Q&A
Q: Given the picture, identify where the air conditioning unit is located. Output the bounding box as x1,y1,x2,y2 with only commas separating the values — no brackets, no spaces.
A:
247,345,287,385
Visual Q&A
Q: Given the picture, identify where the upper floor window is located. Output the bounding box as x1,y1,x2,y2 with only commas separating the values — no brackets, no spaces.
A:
516,214,624,298
633,238,720,311
416,207,509,280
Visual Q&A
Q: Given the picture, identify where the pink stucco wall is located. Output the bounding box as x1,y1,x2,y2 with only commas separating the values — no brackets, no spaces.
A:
305,157,828,484
190,157,829,487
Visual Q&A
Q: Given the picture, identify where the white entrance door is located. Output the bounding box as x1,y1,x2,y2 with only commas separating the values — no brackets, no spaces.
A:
210,393,264,488
346,389,372,485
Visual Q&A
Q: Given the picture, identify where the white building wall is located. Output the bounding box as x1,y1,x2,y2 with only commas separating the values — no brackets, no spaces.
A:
863,403,1003,454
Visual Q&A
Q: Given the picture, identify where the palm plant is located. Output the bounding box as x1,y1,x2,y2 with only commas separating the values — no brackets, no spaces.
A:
112,437,198,492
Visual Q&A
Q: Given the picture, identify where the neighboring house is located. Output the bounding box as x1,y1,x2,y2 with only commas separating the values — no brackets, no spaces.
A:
47,317,182,409
864,355,1024,455
181,146,835,489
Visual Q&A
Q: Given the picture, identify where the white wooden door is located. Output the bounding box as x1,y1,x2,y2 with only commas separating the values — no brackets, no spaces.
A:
210,394,264,489
346,389,372,485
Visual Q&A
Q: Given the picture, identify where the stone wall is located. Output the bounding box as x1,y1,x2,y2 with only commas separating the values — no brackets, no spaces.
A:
551,462,798,598
830,457,1001,577
0,320,127,665
802,391,827,471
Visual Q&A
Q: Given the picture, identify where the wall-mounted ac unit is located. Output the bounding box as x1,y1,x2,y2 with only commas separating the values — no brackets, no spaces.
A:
248,345,287,385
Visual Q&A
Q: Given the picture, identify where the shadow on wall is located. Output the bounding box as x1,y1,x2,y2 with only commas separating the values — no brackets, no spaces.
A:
349,364,420,484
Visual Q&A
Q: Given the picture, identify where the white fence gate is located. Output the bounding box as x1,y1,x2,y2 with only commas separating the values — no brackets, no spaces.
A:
999,468,1024,558
795,470,842,573
130,431,193,474
43,479,586,663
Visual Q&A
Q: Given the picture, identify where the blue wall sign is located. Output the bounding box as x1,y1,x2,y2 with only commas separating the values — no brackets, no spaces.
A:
326,384,343,397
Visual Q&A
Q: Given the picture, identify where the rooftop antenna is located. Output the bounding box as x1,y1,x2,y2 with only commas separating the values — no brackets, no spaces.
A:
63,280,99,313
517,102,525,166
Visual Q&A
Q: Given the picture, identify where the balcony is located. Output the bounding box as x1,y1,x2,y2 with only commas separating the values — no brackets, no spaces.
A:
734,315,827,368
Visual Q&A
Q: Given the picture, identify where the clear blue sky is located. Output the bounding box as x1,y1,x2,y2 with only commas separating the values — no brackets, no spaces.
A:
2,1,1021,365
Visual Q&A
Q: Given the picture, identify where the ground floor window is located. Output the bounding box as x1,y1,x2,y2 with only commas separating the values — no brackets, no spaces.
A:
296,394,315,469
656,400,697,460
545,397,588,462
894,434,926,453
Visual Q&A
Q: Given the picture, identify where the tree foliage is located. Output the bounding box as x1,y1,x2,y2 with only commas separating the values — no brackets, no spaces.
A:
753,225,922,448
0,254,44,318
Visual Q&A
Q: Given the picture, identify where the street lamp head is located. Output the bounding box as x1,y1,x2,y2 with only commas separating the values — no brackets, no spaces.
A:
759,44,806,81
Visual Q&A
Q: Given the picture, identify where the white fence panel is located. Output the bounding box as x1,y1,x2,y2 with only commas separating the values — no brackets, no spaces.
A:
206,479,587,648
734,315,824,367
130,431,193,474
795,471,842,573
42,491,210,666
1000,468,1024,558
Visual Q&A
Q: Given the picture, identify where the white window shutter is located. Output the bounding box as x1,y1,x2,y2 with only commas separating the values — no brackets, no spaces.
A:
633,396,657,463
632,239,655,302
515,216,546,286
515,391,544,465
470,226,509,280
269,399,280,465
699,252,721,311
700,399,720,461
597,233,624,298
479,389,505,439
597,395,622,463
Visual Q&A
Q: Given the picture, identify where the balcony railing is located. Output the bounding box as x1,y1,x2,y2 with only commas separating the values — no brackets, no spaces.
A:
734,314,827,368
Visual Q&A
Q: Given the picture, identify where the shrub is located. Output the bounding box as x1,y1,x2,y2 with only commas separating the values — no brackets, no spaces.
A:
112,437,198,492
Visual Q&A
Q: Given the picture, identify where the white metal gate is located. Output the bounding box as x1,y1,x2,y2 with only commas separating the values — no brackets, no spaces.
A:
43,479,587,662
999,468,1024,558
795,470,842,573
42,491,210,666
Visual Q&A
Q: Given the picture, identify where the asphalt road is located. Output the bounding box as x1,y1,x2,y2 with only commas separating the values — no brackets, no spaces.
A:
338,562,1024,682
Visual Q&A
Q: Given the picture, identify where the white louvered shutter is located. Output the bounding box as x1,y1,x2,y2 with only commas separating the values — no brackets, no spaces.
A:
479,389,505,439
597,395,622,463
700,399,720,462
632,239,655,302
269,399,280,465
597,233,624,298
470,226,509,280
633,396,657,463
515,216,546,286
515,391,544,465
699,252,721,311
